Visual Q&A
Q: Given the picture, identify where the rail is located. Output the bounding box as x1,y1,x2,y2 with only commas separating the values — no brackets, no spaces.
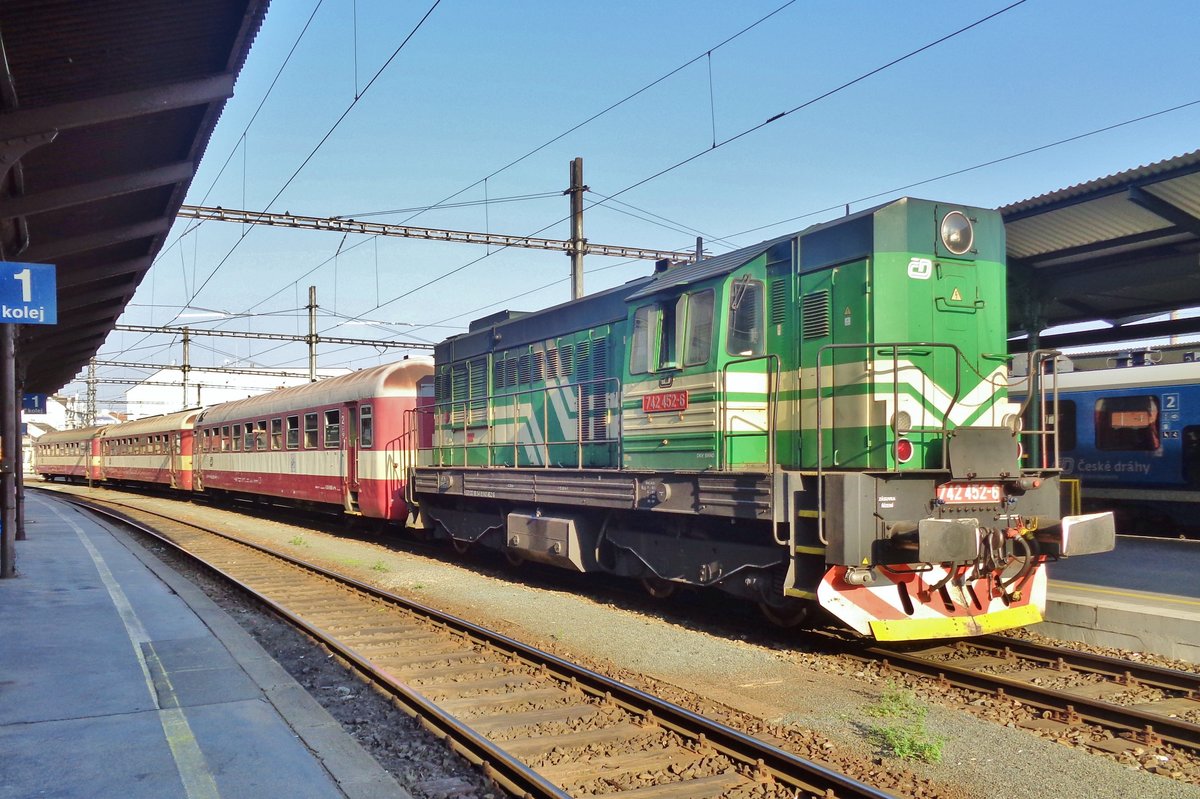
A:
53,489,899,799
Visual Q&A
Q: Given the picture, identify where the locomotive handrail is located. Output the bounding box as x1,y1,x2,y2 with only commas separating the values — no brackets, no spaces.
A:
1011,348,1063,470
814,341,966,545
424,375,622,469
718,353,780,473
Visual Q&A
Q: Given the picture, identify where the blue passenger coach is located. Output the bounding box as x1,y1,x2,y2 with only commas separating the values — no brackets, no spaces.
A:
1048,360,1200,534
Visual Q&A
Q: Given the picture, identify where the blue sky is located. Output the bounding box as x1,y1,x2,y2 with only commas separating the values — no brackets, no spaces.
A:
81,0,1200,406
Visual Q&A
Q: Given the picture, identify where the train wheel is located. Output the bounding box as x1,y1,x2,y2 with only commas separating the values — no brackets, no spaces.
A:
503,548,525,568
758,599,810,628
450,537,472,555
641,576,676,599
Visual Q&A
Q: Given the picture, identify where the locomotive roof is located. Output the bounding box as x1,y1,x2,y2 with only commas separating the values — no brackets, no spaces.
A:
437,276,654,361
98,409,202,438
627,232,794,300
626,199,898,301
196,357,432,425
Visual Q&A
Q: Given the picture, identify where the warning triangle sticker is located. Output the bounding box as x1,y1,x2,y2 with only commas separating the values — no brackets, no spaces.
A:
951,288,962,301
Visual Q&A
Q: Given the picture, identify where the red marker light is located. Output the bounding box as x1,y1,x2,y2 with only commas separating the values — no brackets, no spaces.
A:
896,438,914,463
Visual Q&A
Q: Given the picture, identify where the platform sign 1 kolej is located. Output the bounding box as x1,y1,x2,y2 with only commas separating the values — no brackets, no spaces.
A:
0,262,56,325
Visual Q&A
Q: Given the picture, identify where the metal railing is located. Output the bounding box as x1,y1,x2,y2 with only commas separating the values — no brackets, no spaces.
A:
815,341,970,473
813,341,974,545
1011,348,1063,470
718,354,780,472
422,376,622,470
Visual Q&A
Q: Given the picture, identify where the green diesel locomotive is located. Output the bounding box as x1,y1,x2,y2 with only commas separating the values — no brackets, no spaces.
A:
410,197,1115,641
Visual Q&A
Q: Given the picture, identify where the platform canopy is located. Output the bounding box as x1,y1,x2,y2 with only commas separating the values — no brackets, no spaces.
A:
0,0,270,394
1003,150,1200,349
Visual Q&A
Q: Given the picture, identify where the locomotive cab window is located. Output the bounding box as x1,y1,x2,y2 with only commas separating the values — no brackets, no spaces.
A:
684,289,714,366
1095,395,1160,451
727,278,764,357
631,289,714,374
324,409,340,447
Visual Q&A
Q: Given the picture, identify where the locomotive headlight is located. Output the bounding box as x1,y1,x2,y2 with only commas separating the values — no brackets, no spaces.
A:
940,210,974,255
892,410,912,434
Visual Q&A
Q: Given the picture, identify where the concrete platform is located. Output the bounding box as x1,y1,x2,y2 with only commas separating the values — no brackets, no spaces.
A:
0,491,410,799
1043,536,1200,662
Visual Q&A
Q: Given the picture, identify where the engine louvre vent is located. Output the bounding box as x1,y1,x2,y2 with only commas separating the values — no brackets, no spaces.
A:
802,290,830,339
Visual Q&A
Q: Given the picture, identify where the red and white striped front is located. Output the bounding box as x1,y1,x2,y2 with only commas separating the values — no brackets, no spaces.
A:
817,563,1047,641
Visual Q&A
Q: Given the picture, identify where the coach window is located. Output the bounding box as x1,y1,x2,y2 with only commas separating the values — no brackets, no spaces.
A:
1047,400,1077,452
324,409,341,447
727,278,764,357
242,424,254,451
271,418,283,450
287,416,300,449
221,425,230,452
255,420,268,451
233,424,244,452
304,413,318,448
360,406,374,448
1095,395,1160,451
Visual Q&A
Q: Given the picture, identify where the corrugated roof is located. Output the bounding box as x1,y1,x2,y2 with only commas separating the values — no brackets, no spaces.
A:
1000,149,1200,342
0,0,271,393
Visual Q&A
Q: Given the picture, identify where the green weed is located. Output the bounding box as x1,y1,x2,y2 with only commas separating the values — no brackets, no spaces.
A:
370,560,389,572
288,535,308,547
864,683,945,763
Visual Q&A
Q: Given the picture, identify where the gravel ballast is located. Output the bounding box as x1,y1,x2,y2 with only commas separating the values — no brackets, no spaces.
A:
47,484,1200,799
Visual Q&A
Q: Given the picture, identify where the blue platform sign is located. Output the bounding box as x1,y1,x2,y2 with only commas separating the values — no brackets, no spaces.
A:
22,393,47,414
0,262,56,325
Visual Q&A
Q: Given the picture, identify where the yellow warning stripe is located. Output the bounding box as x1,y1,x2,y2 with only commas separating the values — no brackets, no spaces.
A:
868,603,1043,642
1050,580,1200,609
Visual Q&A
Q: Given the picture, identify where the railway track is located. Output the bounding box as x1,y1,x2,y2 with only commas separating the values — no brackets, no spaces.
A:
54,491,895,799
851,634,1200,758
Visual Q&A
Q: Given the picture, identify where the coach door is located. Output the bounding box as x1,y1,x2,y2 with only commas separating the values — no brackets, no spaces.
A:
343,403,361,513
169,433,181,489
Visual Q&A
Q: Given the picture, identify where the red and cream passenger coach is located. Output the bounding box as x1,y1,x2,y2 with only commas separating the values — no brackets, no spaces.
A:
193,357,432,520
34,426,105,482
99,409,200,489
